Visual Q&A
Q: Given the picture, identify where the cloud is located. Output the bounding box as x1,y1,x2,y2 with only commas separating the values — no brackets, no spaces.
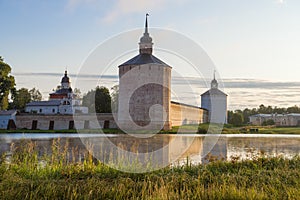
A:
101,0,189,24
65,0,190,22
276,0,286,4
101,0,164,23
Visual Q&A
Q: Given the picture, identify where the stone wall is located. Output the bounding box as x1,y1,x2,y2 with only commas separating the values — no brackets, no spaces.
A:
170,101,208,127
16,103,208,131
16,113,117,130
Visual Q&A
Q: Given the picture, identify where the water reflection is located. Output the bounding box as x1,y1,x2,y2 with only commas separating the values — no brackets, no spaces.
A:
1,134,300,168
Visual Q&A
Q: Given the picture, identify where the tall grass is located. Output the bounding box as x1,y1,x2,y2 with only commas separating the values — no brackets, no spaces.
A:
1,140,300,199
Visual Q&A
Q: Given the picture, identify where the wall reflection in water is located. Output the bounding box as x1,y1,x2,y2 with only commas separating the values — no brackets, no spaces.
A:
1,134,300,168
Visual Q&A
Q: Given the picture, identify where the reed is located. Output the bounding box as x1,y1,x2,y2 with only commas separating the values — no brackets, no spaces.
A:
1,139,300,199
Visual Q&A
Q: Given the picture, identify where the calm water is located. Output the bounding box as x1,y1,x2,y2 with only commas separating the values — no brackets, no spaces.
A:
1,133,300,167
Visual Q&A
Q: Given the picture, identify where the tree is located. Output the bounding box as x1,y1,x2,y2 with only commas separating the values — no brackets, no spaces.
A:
10,88,31,111
29,87,42,101
287,105,300,113
73,88,81,99
111,85,119,113
258,104,267,114
262,119,275,126
228,112,244,126
227,110,234,124
0,57,15,110
82,86,112,113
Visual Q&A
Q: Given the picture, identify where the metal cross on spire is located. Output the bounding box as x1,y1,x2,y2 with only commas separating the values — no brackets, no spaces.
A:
213,70,216,80
145,13,149,34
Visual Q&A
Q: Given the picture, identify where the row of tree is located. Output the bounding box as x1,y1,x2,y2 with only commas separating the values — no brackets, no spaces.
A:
227,104,300,126
0,57,43,111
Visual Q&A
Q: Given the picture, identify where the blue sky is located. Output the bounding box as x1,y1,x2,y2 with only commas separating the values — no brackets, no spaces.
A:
1,0,300,81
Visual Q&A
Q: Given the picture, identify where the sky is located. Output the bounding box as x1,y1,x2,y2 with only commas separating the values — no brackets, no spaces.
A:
1,0,300,109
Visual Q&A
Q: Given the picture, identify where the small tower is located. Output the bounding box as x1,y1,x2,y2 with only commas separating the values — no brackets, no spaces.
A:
139,13,153,54
118,14,172,131
61,70,71,89
49,70,73,100
201,72,227,123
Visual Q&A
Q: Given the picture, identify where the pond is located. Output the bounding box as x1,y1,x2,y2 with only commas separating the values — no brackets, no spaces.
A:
1,133,300,172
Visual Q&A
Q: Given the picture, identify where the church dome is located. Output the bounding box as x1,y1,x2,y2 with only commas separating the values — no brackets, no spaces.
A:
140,32,152,43
211,78,218,89
61,70,70,83
119,14,170,67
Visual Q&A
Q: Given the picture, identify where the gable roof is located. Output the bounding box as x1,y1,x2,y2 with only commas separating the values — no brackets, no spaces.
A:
26,100,61,107
0,110,17,116
119,53,169,67
201,88,227,96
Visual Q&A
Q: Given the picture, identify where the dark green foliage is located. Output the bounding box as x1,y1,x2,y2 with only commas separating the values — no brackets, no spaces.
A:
262,119,275,126
29,87,42,101
0,57,15,110
10,88,32,111
228,112,244,126
82,86,112,113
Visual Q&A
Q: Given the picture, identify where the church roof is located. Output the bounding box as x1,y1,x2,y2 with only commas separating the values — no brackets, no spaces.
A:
26,100,61,106
119,14,170,68
51,88,72,95
0,110,17,116
201,88,227,96
119,53,169,67
61,70,70,83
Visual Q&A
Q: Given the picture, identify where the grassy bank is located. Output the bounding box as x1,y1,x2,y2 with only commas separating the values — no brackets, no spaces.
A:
1,124,300,135
1,141,300,199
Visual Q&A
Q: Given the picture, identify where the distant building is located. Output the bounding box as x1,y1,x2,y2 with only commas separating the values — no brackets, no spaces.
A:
0,110,17,130
201,73,227,123
249,113,300,126
25,70,88,115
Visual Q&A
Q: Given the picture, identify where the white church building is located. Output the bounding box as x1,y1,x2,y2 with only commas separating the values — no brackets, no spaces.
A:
25,71,88,115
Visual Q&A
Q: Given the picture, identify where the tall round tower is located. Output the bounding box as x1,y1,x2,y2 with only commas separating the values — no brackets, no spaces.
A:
118,14,172,131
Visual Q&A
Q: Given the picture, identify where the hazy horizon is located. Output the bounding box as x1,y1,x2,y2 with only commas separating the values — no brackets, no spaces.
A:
13,72,300,111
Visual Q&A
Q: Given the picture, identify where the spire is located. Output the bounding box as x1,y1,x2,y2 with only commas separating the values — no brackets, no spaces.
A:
213,70,216,80
211,70,218,89
139,13,153,54
145,13,149,34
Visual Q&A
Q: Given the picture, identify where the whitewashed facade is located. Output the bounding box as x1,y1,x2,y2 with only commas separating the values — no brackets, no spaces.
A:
25,99,88,115
201,75,228,124
0,110,17,129
25,71,88,115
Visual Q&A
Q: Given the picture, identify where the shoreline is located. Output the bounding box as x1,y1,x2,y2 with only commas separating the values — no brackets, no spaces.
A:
1,125,300,134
